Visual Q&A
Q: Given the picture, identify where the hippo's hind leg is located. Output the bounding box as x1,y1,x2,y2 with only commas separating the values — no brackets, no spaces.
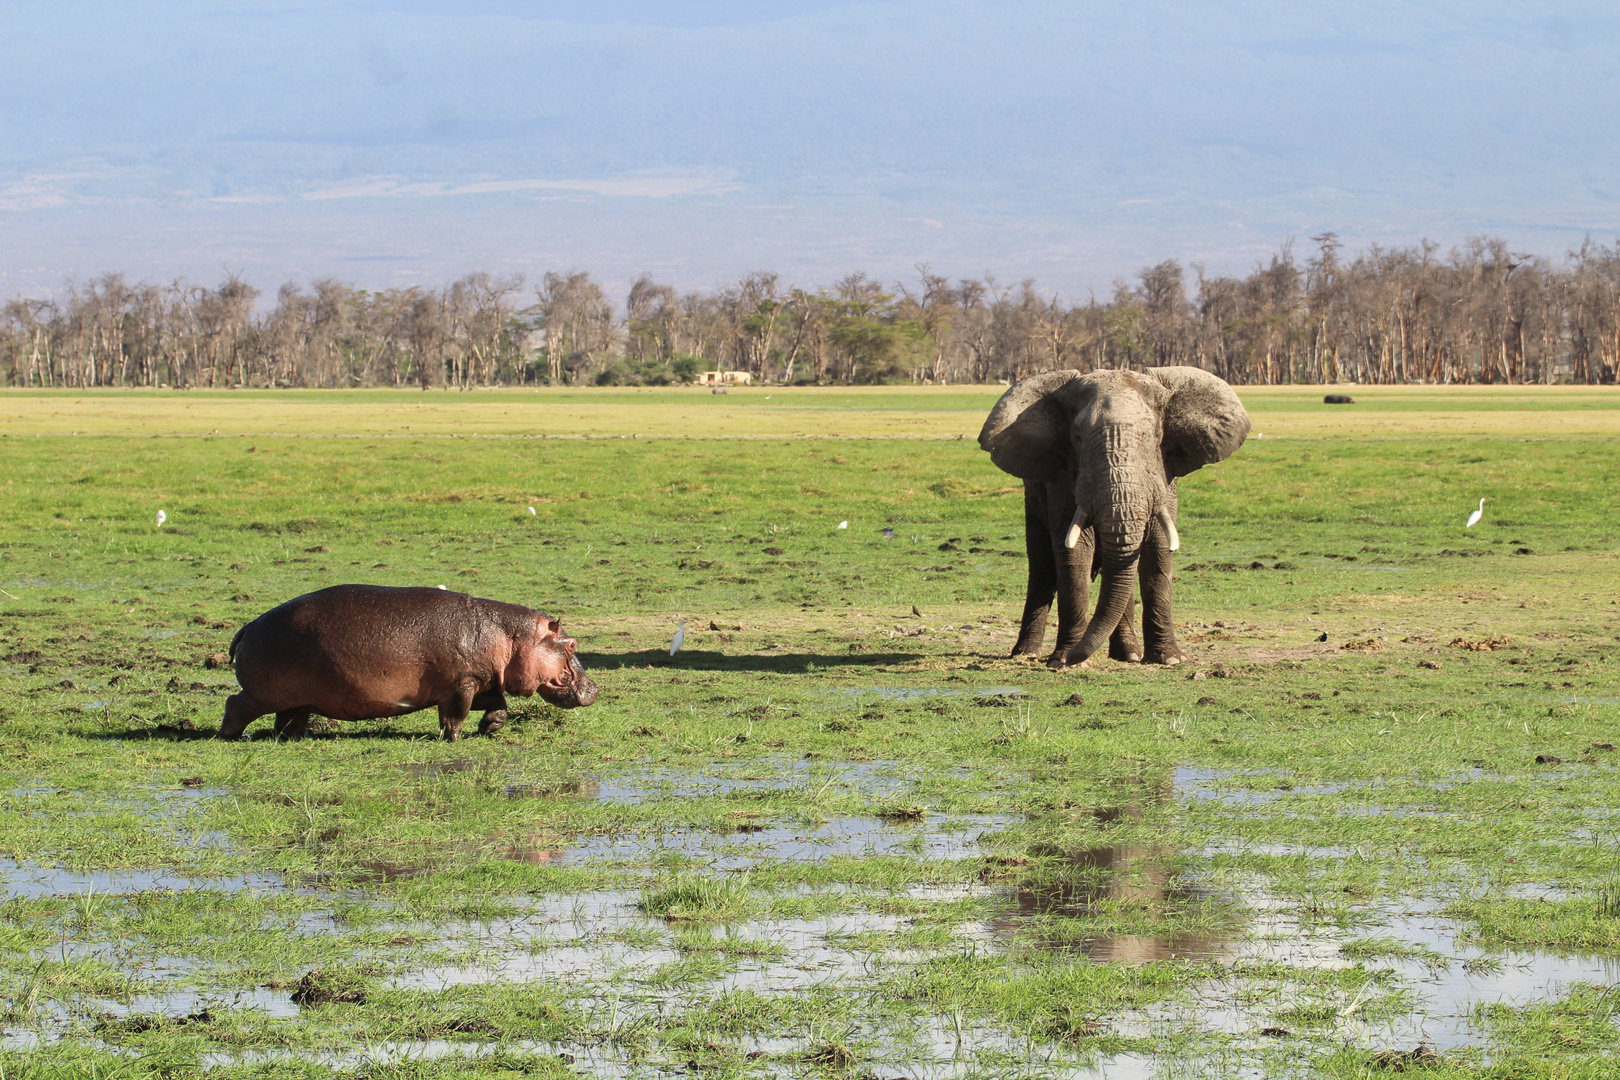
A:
273,709,312,741
474,690,510,737
438,682,477,742
220,693,269,740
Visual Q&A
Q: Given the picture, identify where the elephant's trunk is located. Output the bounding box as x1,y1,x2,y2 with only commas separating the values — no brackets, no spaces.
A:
1061,450,1156,665
1062,553,1139,665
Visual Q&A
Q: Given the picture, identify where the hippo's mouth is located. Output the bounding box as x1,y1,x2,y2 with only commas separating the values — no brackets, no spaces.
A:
540,675,599,709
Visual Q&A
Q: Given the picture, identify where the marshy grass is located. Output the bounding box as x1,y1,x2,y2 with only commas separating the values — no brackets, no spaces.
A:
637,875,762,923
1,386,1618,1075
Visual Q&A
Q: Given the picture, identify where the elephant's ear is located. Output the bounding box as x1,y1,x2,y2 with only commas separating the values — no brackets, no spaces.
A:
978,371,1085,479
1147,366,1250,478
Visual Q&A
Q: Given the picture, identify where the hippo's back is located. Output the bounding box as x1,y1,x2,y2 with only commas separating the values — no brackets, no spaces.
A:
232,585,529,714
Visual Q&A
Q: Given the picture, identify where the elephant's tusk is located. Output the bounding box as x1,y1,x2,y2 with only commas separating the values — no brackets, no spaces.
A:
1158,508,1180,552
1064,508,1087,550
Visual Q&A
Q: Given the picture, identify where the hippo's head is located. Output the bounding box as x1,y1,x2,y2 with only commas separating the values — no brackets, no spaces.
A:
506,616,600,708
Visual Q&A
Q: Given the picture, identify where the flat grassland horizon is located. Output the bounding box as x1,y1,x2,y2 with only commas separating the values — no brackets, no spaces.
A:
4,382,1619,440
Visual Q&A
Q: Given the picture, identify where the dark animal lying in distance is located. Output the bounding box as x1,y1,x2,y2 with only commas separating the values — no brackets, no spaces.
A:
1323,394,1355,404
222,584,599,741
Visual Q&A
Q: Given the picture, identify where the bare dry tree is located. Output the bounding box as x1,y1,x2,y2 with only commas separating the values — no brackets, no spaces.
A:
5,237,1619,387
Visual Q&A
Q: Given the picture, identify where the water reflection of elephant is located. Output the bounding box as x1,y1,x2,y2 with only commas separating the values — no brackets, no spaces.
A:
992,781,1228,962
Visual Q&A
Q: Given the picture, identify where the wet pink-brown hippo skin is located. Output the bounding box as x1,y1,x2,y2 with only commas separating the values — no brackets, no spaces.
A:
222,584,599,741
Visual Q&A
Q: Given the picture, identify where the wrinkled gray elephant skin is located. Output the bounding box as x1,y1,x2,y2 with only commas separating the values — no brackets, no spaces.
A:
978,367,1249,668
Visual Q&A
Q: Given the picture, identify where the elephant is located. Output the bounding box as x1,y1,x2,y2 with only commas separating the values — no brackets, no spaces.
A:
977,367,1249,669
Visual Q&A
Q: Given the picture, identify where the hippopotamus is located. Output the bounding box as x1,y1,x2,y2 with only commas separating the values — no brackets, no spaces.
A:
221,584,599,741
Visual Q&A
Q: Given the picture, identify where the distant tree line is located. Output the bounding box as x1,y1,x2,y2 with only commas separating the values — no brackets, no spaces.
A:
4,235,1619,388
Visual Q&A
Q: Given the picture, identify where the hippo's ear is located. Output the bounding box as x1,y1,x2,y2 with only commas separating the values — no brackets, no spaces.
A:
538,616,575,652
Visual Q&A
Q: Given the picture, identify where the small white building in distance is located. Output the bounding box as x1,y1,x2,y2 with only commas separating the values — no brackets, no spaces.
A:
698,370,753,385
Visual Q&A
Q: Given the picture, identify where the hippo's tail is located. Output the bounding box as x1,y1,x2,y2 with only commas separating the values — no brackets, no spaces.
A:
228,623,248,663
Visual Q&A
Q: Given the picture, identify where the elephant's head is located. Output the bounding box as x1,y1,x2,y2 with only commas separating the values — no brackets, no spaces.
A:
978,366,1249,664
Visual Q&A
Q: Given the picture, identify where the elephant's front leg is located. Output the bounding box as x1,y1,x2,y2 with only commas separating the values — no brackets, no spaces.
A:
1011,492,1057,657
1139,519,1185,665
1108,590,1142,662
1048,527,1093,663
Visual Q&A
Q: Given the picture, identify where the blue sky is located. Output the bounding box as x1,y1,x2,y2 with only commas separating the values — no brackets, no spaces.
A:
2,1,1617,301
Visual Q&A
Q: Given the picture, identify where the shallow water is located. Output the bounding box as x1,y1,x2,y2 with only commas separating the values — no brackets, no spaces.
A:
0,859,285,899
559,812,1012,870
10,758,1620,1075
592,758,923,803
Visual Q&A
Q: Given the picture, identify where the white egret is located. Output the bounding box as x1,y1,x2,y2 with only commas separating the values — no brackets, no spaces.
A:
527,506,537,516
436,584,447,590
1466,498,1485,528
155,510,167,527
670,619,686,656
837,521,848,529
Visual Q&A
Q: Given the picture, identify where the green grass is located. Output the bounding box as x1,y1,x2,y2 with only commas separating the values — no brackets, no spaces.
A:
1,385,1619,1077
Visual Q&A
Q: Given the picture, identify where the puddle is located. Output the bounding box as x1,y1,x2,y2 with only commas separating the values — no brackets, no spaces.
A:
0,860,286,899
593,759,923,804
112,986,299,1023
1175,766,1349,806
558,813,1012,871
505,778,600,798
326,811,1009,882
391,888,913,994
990,787,1234,963
393,758,986,808
200,1041,607,1075
1214,898,1620,1053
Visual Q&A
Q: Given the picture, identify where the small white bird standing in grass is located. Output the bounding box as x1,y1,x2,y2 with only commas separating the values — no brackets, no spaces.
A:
670,619,686,656
527,506,537,516
154,510,167,527
1466,498,1485,528
837,520,848,529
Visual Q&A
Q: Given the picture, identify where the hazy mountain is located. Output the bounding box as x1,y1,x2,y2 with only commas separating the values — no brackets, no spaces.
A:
2,0,1616,299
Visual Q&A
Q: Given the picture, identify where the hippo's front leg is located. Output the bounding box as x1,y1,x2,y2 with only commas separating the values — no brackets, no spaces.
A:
274,709,312,741
473,689,510,736
220,692,268,740
438,681,478,742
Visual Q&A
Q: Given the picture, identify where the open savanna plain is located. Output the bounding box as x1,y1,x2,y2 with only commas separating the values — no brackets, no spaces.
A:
1,384,1618,1079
